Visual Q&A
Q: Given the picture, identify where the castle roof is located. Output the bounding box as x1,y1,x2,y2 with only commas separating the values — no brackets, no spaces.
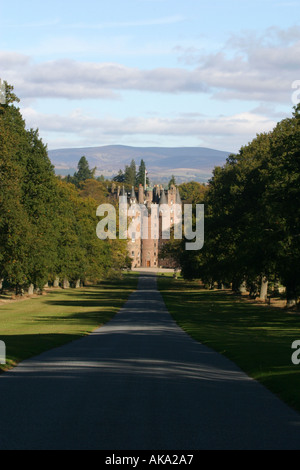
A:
131,186,137,200
159,190,168,205
176,188,182,205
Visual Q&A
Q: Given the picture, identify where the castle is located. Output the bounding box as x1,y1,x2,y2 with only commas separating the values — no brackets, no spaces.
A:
111,182,182,269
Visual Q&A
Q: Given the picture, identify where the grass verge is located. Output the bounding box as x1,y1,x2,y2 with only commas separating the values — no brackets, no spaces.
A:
158,275,300,413
0,273,138,373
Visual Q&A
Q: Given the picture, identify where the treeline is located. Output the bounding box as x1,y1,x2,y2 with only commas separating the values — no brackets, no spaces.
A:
167,106,300,308
0,84,130,295
113,159,150,188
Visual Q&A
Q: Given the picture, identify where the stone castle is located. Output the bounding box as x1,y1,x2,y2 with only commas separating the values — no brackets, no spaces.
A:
111,183,182,269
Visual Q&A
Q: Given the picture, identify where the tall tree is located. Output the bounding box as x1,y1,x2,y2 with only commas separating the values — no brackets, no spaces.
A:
72,156,96,187
168,175,176,189
136,159,149,187
177,105,300,307
124,159,137,187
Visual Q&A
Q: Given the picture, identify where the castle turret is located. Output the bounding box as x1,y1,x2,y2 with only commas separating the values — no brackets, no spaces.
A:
130,186,137,204
138,184,144,204
159,190,167,205
176,188,182,205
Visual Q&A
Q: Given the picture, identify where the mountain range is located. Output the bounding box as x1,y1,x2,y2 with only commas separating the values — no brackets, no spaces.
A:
48,145,232,184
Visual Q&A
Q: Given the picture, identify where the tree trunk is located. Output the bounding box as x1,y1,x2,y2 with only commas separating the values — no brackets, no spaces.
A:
53,277,60,288
75,279,81,289
287,297,297,309
259,276,268,301
0,279,3,291
28,284,34,296
63,278,70,289
286,281,298,309
239,280,247,294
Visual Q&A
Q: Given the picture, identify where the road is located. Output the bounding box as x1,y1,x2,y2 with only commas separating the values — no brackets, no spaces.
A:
0,273,300,450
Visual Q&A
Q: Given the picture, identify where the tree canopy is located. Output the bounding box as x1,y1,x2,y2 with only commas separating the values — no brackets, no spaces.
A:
113,158,149,187
163,106,300,307
0,83,130,294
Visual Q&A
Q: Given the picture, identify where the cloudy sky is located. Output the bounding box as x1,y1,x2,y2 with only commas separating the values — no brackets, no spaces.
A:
1,0,300,152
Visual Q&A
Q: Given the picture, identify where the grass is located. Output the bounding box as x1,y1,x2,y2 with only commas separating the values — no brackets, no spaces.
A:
0,273,138,373
157,275,300,414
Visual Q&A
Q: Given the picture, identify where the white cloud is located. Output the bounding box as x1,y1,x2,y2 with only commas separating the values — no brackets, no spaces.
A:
2,24,299,105
176,26,300,103
22,106,276,152
1,55,208,99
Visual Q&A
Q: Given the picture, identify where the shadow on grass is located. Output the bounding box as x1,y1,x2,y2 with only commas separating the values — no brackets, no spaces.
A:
0,274,139,374
0,333,84,374
157,276,300,413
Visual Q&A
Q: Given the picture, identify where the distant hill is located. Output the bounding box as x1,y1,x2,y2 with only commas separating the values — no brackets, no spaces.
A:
48,145,232,184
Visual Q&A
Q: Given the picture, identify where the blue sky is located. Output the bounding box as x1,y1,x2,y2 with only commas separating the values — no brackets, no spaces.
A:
1,0,300,152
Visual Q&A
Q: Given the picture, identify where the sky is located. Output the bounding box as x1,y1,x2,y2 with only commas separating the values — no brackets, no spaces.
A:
1,0,300,153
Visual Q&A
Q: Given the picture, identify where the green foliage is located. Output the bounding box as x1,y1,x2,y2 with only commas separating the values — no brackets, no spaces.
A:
124,159,136,186
179,106,300,306
168,175,176,189
114,158,149,187
67,156,96,187
0,84,130,294
178,181,209,204
136,159,149,187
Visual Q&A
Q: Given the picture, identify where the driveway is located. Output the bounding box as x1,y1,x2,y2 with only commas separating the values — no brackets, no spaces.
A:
0,274,299,450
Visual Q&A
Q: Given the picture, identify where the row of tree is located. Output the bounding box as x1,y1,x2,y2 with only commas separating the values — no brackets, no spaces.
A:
113,159,149,187
164,106,300,308
0,84,130,295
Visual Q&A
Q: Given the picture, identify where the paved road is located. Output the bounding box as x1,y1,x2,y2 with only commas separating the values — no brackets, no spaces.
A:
0,274,300,450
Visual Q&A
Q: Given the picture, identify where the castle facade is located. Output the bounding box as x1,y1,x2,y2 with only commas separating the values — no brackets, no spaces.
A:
112,183,182,269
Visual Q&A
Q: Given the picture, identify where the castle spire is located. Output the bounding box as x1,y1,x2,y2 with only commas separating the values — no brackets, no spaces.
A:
176,188,182,205
130,186,137,203
159,189,167,205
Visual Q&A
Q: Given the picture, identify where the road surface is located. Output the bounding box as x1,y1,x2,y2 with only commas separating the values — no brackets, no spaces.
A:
0,273,300,450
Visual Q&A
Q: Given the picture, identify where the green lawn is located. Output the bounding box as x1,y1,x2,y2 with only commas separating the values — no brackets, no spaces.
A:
158,276,300,413
0,273,138,372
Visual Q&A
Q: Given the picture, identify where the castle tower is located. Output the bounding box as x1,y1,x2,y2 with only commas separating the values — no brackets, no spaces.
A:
138,184,144,204
145,187,153,208
141,214,158,268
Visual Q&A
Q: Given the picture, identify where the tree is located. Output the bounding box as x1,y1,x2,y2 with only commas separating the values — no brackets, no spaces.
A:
136,159,149,187
0,83,58,293
124,159,137,187
177,105,300,307
168,175,176,189
0,83,130,293
179,181,209,204
71,156,96,187
113,169,125,183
